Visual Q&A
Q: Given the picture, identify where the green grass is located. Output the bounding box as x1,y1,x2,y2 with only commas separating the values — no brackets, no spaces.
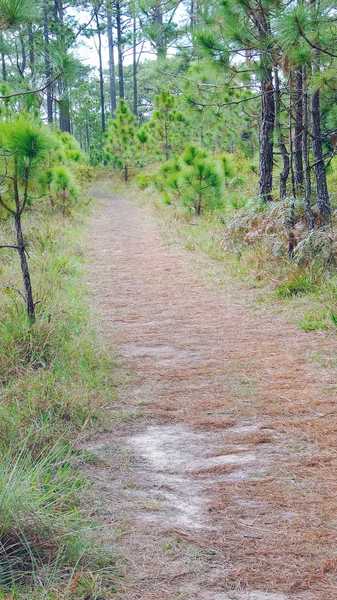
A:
0,200,116,453
0,185,117,596
276,273,317,298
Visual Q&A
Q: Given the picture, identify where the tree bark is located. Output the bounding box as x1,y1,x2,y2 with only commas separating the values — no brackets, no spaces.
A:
116,0,124,98
15,213,35,322
95,8,106,132
132,14,138,116
294,69,303,191
302,66,315,231
43,2,53,123
310,61,330,220
255,9,275,202
28,23,35,77
1,53,6,81
259,72,274,201
274,69,289,199
59,91,71,132
107,3,117,117
154,4,166,59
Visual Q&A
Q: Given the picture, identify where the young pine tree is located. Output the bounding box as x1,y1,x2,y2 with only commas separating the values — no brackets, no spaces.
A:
0,115,53,322
105,99,138,181
180,145,223,215
149,90,188,160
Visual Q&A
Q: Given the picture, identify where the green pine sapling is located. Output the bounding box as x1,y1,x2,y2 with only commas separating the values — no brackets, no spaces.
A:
105,99,138,182
180,145,223,215
149,91,188,161
0,115,53,322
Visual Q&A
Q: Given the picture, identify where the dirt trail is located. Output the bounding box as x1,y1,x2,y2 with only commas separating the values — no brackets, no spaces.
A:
85,188,337,600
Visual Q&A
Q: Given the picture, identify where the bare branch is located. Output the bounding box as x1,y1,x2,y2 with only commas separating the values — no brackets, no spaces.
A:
0,283,26,301
0,69,63,100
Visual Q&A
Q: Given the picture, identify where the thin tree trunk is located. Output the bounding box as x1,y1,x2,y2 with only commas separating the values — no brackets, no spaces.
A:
59,90,71,133
56,0,71,133
43,2,53,123
95,8,106,132
0,32,6,80
19,34,26,77
15,214,35,322
310,59,330,221
132,14,138,116
274,69,289,199
107,3,117,117
1,53,6,81
13,161,35,322
294,69,303,191
259,71,274,201
255,9,275,202
190,0,197,27
154,5,166,59
116,0,124,98
28,23,35,77
302,66,315,231
289,74,296,201
86,117,90,151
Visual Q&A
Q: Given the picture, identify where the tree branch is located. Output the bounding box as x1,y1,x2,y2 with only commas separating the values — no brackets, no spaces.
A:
0,69,63,100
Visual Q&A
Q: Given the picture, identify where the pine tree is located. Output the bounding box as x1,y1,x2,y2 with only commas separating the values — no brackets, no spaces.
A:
105,99,138,181
149,90,188,160
0,116,54,322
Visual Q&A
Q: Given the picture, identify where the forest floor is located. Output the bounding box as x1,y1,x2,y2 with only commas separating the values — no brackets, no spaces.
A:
83,182,337,600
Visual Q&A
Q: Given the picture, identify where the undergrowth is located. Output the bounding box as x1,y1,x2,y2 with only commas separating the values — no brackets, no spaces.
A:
0,184,116,597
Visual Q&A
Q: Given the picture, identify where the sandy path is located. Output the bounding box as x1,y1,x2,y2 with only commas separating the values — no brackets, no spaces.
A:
85,188,337,600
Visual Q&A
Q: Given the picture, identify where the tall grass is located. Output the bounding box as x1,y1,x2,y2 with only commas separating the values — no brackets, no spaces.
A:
0,187,116,596
0,198,115,453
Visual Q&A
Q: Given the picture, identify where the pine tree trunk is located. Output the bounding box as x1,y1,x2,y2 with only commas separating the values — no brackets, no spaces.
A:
274,69,289,199
43,2,53,123
154,5,166,59
28,23,35,77
116,0,124,98
132,15,138,116
1,52,6,81
294,69,303,191
190,0,197,27
310,61,330,221
302,66,314,231
15,214,35,322
259,71,274,202
55,0,71,132
255,9,275,202
95,8,106,132
107,4,117,117
59,88,71,133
